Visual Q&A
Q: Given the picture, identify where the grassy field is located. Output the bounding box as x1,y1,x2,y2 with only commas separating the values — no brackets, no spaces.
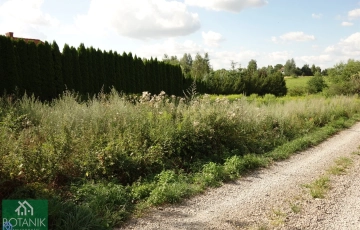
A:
1,91,360,229
285,76,332,89
285,76,332,96
285,76,313,90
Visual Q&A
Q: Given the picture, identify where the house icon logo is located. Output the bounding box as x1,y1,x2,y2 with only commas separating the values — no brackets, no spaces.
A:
14,201,34,216
2,199,48,230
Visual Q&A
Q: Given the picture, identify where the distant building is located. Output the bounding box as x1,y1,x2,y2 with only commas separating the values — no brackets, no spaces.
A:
5,32,43,45
279,67,285,75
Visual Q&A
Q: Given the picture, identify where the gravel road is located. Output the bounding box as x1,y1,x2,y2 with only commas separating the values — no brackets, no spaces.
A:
120,122,360,230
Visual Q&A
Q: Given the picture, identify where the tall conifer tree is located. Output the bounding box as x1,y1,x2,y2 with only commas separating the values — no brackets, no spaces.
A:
78,43,89,94
97,48,106,92
62,44,74,90
88,47,97,93
71,46,81,93
113,51,121,91
51,41,64,95
122,52,129,93
127,52,134,93
107,50,116,91
27,42,41,96
0,36,6,94
13,39,27,94
38,42,56,99
0,36,18,94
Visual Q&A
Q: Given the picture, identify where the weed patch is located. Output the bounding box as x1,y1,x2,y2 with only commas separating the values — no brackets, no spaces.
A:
290,203,301,213
327,157,353,175
1,92,360,228
270,208,286,226
304,176,330,199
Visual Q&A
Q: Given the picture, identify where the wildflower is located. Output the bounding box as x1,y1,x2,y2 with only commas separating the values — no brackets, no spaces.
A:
228,112,236,119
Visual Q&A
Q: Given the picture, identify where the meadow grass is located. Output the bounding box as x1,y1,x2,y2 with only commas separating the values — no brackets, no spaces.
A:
285,76,332,96
1,91,360,228
285,76,312,89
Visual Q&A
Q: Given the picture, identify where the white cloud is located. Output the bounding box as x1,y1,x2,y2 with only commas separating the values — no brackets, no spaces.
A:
75,0,200,39
325,32,360,57
0,0,59,38
312,13,322,19
278,32,315,42
271,36,278,43
297,55,332,64
0,0,58,26
341,21,354,26
325,45,337,53
348,8,360,20
335,14,343,20
211,49,260,69
202,31,225,47
137,39,257,70
136,38,205,60
339,32,360,56
292,55,333,70
184,0,267,13
267,51,290,62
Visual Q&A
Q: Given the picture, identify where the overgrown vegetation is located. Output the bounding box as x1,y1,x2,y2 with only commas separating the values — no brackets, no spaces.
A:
304,155,354,200
1,91,360,228
304,176,331,199
324,59,360,96
327,157,353,175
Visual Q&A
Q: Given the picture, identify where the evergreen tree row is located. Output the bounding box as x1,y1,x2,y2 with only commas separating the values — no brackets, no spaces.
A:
0,35,185,100
164,54,287,96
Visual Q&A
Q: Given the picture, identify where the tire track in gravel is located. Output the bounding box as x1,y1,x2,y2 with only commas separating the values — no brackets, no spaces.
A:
120,122,360,230
284,152,360,230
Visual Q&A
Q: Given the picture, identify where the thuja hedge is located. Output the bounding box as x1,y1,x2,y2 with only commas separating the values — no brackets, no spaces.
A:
1,91,360,228
0,35,186,100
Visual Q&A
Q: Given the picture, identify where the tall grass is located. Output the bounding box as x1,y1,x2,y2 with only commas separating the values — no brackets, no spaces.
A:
1,91,360,228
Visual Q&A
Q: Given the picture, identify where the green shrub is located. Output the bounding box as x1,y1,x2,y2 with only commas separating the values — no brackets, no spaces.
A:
287,86,307,96
146,170,195,205
70,182,132,227
307,73,327,94
224,155,246,179
48,199,107,230
131,181,156,201
197,162,226,187
242,154,270,169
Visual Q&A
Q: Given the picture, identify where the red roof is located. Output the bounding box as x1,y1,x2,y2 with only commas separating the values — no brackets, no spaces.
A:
5,32,43,45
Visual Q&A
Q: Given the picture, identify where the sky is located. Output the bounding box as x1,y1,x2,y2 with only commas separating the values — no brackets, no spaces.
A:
0,0,359,70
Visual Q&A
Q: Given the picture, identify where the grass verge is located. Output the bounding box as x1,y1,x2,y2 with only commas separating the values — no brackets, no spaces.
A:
1,92,360,228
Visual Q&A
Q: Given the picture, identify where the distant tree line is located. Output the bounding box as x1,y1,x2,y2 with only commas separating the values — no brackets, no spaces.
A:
279,58,324,77
0,35,186,100
164,54,287,96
